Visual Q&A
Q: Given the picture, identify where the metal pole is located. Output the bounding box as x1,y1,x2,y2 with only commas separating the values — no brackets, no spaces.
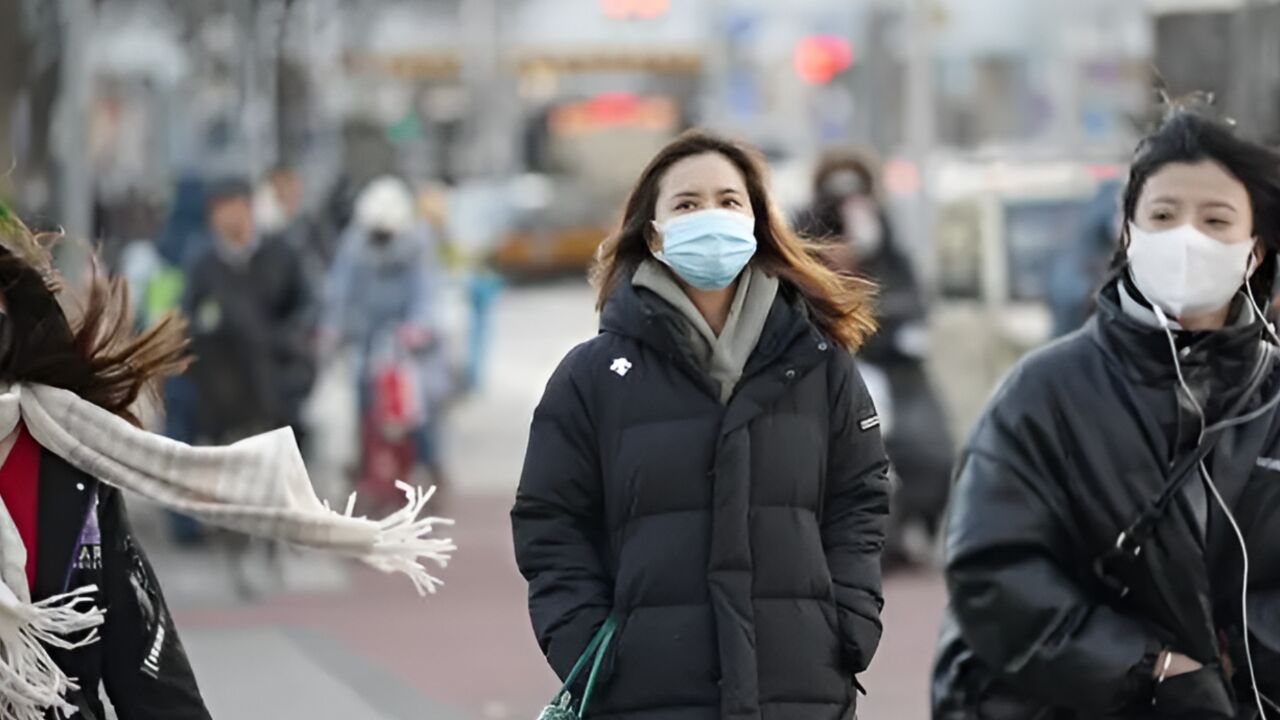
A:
242,0,264,181
903,0,936,270
460,0,502,178
54,0,93,275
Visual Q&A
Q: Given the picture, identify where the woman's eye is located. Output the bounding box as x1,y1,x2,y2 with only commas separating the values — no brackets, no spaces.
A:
1151,211,1172,221
723,198,742,208
674,202,695,211
1207,218,1230,227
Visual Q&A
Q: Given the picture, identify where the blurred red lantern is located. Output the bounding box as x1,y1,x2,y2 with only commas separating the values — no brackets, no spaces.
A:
793,35,854,86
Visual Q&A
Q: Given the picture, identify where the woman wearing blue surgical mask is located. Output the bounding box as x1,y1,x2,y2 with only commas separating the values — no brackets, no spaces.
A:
933,100,1280,720
512,130,891,719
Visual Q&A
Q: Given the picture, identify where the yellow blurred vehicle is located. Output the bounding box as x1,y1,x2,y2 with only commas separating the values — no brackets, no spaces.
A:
494,225,611,275
494,92,682,276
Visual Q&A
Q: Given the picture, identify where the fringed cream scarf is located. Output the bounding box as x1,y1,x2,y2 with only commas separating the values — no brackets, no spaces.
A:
0,382,455,719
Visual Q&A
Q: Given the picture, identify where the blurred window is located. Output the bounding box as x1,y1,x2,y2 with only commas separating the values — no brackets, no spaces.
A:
1003,199,1089,302
935,201,983,300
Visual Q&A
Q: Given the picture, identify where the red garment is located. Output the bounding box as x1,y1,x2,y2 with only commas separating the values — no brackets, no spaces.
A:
0,425,41,588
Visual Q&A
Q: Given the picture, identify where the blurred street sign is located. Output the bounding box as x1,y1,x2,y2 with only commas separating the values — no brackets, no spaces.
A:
513,50,701,75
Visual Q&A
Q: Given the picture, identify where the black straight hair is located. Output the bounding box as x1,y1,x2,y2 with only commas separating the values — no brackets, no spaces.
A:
1116,98,1280,310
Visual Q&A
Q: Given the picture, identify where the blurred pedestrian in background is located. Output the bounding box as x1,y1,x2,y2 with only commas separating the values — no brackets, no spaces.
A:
933,101,1280,719
513,130,891,720
152,174,211,447
321,176,453,512
259,164,336,290
1047,179,1125,337
183,179,316,593
798,150,953,570
149,176,212,546
185,179,315,449
421,182,504,394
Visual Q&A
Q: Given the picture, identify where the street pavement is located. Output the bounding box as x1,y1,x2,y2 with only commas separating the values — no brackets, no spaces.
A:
134,280,948,719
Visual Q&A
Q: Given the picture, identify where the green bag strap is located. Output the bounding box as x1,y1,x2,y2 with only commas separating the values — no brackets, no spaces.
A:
553,615,617,716
578,618,617,717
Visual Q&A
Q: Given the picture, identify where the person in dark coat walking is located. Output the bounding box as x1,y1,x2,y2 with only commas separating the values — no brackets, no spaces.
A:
512,130,892,720
796,150,953,568
932,101,1280,719
184,179,315,447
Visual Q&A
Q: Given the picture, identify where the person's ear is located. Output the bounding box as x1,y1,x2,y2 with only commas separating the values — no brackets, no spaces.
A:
647,220,663,253
1248,240,1265,278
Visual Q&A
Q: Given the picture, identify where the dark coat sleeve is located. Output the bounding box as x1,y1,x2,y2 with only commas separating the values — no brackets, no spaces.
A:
1245,589,1280,703
944,379,1163,715
1239,467,1280,705
98,488,210,719
270,239,316,347
823,351,892,673
511,347,613,682
266,240,318,417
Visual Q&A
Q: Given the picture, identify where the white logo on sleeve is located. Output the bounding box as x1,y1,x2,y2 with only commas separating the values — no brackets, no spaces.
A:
610,358,633,377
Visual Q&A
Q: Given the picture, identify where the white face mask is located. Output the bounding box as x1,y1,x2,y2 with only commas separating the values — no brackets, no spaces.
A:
1126,222,1256,319
840,197,884,258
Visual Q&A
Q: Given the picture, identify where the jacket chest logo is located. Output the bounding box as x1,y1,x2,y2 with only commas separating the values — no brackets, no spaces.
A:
75,544,102,572
610,357,633,377
75,495,103,571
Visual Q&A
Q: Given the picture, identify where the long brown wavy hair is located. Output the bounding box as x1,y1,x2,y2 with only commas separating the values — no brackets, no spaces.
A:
591,129,877,350
0,204,190,426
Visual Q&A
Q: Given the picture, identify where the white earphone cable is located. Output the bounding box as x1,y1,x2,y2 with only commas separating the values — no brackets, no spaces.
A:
1152,289,1269,719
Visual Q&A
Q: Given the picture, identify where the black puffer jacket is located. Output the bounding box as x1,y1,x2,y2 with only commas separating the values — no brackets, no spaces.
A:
932,277,1280,719
512,278,891,720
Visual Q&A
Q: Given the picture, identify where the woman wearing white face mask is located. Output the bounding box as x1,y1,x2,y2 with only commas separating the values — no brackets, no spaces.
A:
797,151,955,571
513,130,891,719
932,101,1280,720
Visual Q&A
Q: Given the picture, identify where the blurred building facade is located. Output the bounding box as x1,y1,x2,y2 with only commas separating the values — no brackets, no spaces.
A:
0,0,1277,249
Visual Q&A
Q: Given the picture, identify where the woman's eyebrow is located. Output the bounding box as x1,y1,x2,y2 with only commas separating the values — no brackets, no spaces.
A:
1200,200,1239,212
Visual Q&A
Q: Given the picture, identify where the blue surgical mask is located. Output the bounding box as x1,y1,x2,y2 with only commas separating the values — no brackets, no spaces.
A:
653,209,758,290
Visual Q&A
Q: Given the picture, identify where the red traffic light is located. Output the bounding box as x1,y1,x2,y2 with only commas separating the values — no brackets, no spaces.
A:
794,35,854,85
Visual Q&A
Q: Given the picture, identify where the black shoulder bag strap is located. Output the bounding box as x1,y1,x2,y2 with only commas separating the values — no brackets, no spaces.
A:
1094,343,1279,598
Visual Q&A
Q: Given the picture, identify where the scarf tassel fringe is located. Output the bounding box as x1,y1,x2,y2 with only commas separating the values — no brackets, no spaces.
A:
330,482,457,596
0,585,105,720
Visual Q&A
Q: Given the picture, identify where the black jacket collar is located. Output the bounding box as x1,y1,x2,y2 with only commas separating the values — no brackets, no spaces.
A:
1090,275,1268,391
600,270,825,398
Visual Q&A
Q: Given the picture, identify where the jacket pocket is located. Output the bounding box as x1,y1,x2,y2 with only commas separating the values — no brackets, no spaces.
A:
1152,665,1235,718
